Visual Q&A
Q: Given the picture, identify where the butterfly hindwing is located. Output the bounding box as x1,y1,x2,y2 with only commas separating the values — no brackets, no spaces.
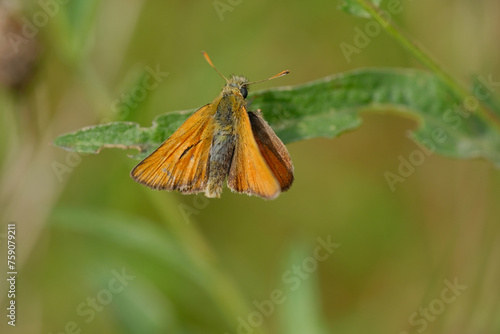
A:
248,111,294,191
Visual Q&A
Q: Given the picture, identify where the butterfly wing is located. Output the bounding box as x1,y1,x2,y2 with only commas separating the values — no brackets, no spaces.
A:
130,104,216,193
248,111,294,191
227,105,281,199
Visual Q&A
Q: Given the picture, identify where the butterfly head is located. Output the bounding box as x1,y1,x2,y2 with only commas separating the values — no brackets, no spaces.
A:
224,75,249,99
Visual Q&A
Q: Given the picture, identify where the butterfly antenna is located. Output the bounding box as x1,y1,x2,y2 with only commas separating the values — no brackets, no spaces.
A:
246,70,289,86
202,51,228,82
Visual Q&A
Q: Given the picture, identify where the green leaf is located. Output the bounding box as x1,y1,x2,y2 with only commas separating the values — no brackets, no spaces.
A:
339,0,383,18
53,69,500,167
54,111,194,159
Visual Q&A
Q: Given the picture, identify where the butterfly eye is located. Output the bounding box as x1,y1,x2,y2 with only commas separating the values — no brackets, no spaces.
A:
240,86,248,98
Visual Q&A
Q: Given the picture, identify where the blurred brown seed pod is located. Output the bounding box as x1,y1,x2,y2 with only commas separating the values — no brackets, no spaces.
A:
0,6,39,91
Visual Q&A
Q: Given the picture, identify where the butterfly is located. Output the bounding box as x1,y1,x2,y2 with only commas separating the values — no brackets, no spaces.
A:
130,52,293,199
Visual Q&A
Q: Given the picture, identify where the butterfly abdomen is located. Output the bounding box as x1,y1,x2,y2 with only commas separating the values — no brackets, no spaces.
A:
206,132,235,198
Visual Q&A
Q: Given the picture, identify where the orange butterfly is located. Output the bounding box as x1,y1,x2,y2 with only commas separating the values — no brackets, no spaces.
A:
130,52,293,199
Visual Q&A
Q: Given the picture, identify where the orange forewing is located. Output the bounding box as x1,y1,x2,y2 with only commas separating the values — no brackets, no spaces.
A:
248,111,294,191
130,104,216,192
227,106,281,199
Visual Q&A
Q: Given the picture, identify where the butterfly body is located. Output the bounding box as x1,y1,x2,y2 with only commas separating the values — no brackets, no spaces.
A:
206,76,246,197
131,53,293,199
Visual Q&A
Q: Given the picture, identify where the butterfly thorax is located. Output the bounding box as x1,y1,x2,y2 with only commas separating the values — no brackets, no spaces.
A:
213,75,248,128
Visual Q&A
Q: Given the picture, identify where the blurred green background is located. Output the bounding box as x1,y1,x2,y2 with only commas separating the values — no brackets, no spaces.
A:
1,0,500,333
